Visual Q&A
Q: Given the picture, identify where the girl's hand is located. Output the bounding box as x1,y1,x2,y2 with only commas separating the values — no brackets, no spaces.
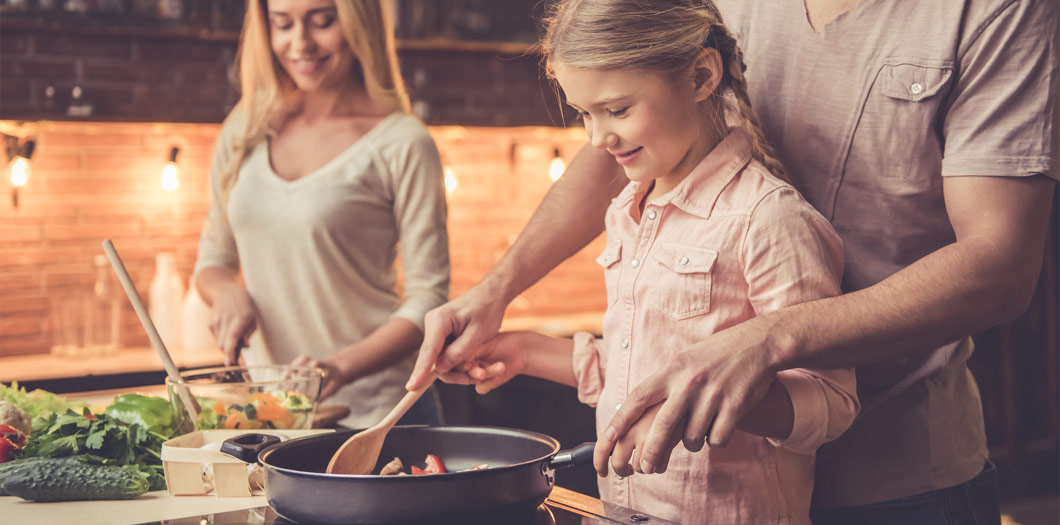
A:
602,403,683,477
438,331,532,394
208,286,258,366
291,355,347,400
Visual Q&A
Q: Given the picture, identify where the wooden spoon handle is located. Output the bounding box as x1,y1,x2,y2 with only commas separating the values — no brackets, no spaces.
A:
377,371,438,429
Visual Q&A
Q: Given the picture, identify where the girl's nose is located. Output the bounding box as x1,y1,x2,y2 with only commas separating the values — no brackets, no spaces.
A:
589,123,618,150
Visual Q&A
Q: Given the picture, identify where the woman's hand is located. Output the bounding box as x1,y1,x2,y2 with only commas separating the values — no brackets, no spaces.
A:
438,331,532,394
291,355,348,400
208,286,259,366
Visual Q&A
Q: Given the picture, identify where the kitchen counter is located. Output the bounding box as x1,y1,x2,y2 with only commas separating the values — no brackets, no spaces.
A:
0,346,224,384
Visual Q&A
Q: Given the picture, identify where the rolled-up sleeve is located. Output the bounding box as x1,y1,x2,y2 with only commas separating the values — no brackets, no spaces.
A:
572,331,606,407
388,127,450,332
194,111,244,276
743,185,860,454
770,367,859,455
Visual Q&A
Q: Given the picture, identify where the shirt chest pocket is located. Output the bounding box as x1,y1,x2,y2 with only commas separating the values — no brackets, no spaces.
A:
855,60,954,179
649,243,717,320
595,241,622,305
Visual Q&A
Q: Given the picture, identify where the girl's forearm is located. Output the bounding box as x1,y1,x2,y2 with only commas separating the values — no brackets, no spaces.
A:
734,379,794,439
193,266,242,306
521,333,579,387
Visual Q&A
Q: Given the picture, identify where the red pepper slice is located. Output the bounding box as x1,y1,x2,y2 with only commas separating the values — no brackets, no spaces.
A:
0,436,16,464
424,454,447,474
0,424,26,448
410,465,426,475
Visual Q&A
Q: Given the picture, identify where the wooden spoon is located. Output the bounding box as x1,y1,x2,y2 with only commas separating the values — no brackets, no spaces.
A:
101,239,200,423
326,372,437,475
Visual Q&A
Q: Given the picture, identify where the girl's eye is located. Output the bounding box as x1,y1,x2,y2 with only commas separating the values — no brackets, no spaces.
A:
579,111,592,121
607,107,629,117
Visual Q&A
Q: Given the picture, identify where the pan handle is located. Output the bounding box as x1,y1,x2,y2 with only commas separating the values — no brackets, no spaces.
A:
548,442,595,470
220,433,282,464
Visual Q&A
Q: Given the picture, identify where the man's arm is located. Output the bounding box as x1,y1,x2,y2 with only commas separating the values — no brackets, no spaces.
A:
407,143,626,389
612,174,1055,471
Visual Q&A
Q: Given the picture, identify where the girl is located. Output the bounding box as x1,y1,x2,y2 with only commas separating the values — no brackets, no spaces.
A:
194,0,449,428
452,0,858,522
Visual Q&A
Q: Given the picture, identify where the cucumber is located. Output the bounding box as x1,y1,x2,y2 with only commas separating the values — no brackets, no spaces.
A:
0,455,86,496
2,459,148,501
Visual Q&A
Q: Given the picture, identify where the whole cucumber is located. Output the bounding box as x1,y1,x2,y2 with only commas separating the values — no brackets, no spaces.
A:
2,459,148,501
0,455,86,496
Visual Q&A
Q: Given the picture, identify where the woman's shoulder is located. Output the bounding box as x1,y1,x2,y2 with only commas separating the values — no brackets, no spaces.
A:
370,111,441,158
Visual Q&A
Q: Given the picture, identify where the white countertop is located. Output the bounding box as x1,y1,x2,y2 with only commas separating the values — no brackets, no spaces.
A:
0,490,267,525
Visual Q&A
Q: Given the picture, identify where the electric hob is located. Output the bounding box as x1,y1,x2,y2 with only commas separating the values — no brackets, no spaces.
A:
151,486,677,525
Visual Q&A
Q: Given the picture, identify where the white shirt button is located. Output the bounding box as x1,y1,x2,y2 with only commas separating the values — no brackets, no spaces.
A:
646,209,657,220
678,256,689,265
631,258,640,268
621,338,629,348
910,82,924,95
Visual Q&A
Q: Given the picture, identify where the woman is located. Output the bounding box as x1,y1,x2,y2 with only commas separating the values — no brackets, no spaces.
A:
194,0,450,428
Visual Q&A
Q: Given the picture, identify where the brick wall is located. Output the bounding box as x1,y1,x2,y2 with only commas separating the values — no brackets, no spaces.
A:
0,120,605,357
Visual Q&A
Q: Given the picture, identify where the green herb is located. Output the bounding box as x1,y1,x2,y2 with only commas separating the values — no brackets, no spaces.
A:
21,409,168,491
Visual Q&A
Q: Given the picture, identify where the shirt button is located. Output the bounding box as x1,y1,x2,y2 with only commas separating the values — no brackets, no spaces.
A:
631,258,640,268
621,338,629,348
678,256,689,265
646,209,657,220
910,82,924,95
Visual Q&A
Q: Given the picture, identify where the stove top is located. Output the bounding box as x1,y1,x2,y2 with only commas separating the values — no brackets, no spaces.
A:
152,487,677,525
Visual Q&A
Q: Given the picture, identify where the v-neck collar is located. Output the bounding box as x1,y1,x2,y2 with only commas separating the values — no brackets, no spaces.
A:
262,111,402,188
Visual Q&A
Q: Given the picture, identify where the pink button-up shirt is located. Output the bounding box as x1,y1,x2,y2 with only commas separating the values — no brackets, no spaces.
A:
572,129,860,524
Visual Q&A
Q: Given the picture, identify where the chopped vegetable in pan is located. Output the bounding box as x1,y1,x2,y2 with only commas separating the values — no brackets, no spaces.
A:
378,454,488,475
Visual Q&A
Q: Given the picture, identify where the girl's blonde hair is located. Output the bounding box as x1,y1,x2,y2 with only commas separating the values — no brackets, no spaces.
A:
221,0,410,194
541,0,788,182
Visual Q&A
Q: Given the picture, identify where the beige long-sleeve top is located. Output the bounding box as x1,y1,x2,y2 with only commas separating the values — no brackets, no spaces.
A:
195,111,450,428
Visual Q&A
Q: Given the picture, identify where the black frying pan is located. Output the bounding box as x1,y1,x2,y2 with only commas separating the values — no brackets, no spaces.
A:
222,426,595,524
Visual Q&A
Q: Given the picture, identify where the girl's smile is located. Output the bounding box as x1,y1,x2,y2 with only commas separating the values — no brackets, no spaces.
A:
553,61,723,196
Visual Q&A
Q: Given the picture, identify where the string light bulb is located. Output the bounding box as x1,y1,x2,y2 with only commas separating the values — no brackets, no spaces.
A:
162,146,179,191
444,165,457,193
9,139,34,208
548,148,565,181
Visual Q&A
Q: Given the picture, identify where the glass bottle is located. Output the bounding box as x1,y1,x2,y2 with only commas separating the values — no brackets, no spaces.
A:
150,252,185,352
84,254,122,356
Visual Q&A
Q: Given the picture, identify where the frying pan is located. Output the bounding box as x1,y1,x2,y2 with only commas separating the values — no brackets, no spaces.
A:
222,426,595,524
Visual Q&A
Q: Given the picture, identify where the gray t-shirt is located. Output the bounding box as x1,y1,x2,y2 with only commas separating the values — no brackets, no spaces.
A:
717,0,1056,506
195,111,450,428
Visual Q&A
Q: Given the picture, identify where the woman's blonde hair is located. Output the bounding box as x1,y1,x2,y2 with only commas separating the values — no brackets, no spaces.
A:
221,0,410,194
540,0,788,181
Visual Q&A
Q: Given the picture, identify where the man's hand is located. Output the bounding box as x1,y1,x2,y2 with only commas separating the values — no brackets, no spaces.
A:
406,283,509,390
596,317,780,475
597,402,684,477
208,286,258,366
439,331,532,394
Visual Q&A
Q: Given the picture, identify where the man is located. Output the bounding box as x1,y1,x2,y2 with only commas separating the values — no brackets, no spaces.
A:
408,0,1057,522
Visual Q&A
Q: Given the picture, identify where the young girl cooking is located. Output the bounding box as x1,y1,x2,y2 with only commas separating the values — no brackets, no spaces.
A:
448,0,859,522
194,0,450,428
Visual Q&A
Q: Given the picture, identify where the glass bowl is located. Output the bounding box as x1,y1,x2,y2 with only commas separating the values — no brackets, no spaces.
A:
166,365,324,433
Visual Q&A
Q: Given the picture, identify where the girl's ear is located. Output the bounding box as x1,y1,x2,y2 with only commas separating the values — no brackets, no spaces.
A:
690,47,724,102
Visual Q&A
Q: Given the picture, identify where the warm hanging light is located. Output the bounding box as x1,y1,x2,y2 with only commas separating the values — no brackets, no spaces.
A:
548,148,565,181
162,146,179,191
9,139,34,208
444,165,457,193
